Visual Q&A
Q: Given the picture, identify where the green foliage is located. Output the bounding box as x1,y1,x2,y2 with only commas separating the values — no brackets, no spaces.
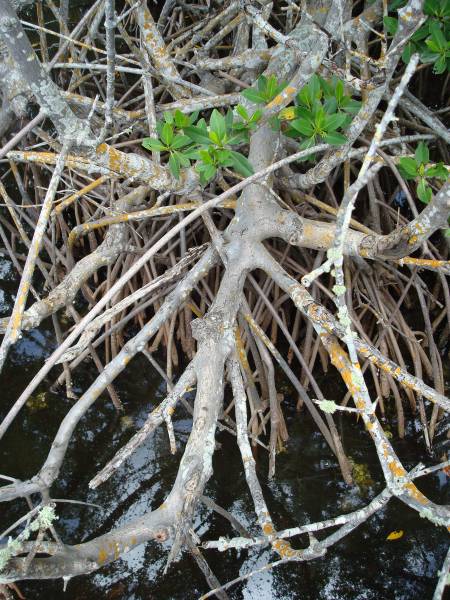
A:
142,108,256,183
283,75,358,159
398,142,448,204
233,104,263,132
241,74,287,104
384,0,450,73
142,110,197,179
185,109,254,184
142,74,360,180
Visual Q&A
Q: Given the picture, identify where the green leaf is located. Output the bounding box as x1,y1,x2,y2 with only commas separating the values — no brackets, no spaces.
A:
398,157,419,179
424,0,447,16
210,109,226,141
208,130,221,145
325,112,347,132
384,16,399,35
229,151,254,177
339,114,353,129
225,108,234,131
161,122,174,146
323,96,338,114
216,149,233,166
227,132,248,145
291,118,314,137
425,163,449,179
249,109,262,123
390,0,406,10
415,142,429,165
429,20,447,49
142,137,166,152
433,54,448,73
417,179,433,203
266,74,277,99
184,125,212,145
232,122,249,132
402,42,415,64
163,111,174,124
411,22,432,42
309,75,321,102
242,88,266,104
314,105,326,131
169,152,180,179
197,163,216,184
323,132,347,145
293,106,314,121
335,79,345,103
425,39,442,53
297,85,312,108
182,148,200,160
342,98,362,114
199,149,213,164
236,104,249,121
298,137,317,152
319,76,334,97
188,111,199,125
174,109,188,128
174,151,190,168
171,135,192,150
257,74,267,93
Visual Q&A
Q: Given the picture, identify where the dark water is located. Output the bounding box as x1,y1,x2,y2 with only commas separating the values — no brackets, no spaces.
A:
0,256,449,600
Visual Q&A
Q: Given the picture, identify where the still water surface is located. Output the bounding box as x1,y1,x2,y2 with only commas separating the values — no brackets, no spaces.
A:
0,256,449,599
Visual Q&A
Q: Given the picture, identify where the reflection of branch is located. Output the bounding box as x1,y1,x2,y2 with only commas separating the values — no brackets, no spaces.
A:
204,487,392,552
200,488,392,599
89,362,196,489
228,356,301,560
0,248,217,502
264,253,450,524
433,544,450,600
1,0,448,591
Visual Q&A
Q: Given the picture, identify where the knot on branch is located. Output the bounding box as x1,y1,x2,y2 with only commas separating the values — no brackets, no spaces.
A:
154,528,170,543
191,311,230,343
184,469,201,494
251,209,304,245
282,212,304,246
177,168,200,196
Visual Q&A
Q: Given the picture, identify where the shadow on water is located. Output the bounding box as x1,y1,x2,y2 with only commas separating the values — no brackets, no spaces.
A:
0,256,449,600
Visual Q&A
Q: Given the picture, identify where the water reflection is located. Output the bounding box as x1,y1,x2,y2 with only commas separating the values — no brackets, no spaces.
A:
0,259,448,599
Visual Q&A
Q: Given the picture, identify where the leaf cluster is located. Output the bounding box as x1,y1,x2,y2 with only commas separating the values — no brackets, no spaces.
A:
398,142,448,204
385,0,450,74
281,75,360,157
142,73,361,181
241,74,287,104
142,108,258,183
142,110,198,179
